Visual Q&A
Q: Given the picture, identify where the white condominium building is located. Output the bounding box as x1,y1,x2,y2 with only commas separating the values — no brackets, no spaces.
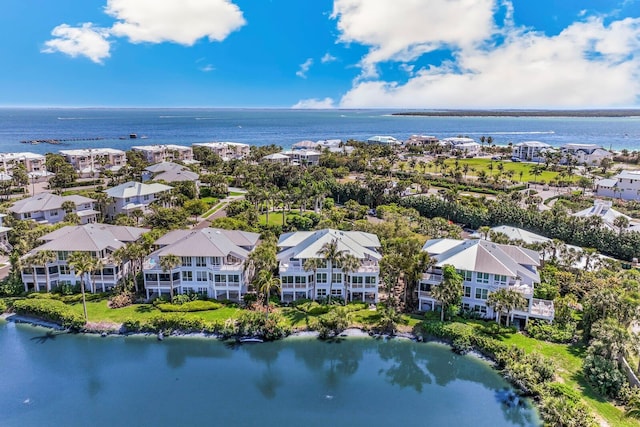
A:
131,145,194,164
277,229,382,303
143,228,260,301
21,224,148,292
419,239,554,325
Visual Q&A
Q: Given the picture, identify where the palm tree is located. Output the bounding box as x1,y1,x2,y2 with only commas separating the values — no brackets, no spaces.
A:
318,238,347,304
303,257,325,300
37,250,57,292
430,265,462,321
614,215,630,236
254,269,281,320
68,251,96,323
160,254,181,303
486,288,526,326
339,254,361,305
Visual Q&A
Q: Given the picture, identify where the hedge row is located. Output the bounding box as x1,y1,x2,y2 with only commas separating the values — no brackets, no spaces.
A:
13,299,85,330
156,300,223,313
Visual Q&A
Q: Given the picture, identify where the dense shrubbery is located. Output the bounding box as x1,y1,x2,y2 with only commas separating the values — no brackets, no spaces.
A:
156,300,223,312
525,319,576,343
311,307,350,339
0,299,6,313
13,299,85,330
537,383,597,427
583,354,626,399
108,292,134,309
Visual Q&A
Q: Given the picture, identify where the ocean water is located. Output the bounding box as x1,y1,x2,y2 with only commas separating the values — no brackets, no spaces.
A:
0,108,638,154
0,321,540,427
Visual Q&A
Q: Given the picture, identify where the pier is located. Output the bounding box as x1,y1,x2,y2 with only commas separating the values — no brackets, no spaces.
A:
20,137,105,145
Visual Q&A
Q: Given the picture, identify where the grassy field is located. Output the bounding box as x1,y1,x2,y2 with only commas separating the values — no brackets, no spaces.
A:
440,158,578,183
258,210,314,226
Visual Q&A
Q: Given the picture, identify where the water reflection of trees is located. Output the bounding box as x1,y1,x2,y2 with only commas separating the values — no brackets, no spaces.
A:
376,339,432,392
244,342,283,400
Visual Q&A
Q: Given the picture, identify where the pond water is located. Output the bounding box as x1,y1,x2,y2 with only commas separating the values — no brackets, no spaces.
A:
0,320,540,426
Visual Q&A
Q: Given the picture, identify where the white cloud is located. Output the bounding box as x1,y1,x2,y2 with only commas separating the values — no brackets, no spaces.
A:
321,53,337,63
332,0,495,78
199,64,215,72
42,23,111,64
292,97,336,109
296,58,314,78
336,4,640,108
106,0,246,45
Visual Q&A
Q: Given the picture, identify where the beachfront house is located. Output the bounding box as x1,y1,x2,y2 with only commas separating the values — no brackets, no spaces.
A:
192,142,250,161
596,170,640,201
0,152,46,175
59,148,127,177
142,162,200,185
131,144,194,164
440,137,481,156
104,181,173,220
404,135,439,146
418,238,554,325
277,229,382,303
20,223,148,292
367,136,402,146
560,143,612,166
142,228,260,300
511,141,553,162
9,193,98,225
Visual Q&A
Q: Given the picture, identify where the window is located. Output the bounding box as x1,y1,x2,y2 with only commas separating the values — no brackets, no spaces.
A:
198,287,208,296
281,276,293,284
365,276,376,284
477,272,489,284
474,305,487,314
228,275,240,283
475,288,488,300
196,257,207,267
462,303,470,311
215,274,225,283
58,251,69,261
50,210,58,216
494,274,507,285
317,289,327,297
332,273,342,283
182,271,192,281
145,273,157,282
211,257,221,266
294,276,306,284
143,195,150,201
196,271,207,282
181,257,192,267
462,270,472,282
463,286,471,298
331,289,342,296
316,273,327,283
420,283,432,292
59,265,70,275
351,276,363,284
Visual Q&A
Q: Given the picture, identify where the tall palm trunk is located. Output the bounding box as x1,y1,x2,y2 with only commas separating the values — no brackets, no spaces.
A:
80,275,88,322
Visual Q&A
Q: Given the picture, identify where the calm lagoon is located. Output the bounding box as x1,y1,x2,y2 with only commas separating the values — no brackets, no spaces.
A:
0,320,540,426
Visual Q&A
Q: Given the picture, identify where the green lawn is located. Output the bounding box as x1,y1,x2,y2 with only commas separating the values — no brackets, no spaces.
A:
229,191,245,197
440,158,577,183
258,211,313,226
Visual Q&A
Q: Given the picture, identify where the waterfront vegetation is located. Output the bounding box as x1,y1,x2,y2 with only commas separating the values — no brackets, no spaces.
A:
2,141,640,426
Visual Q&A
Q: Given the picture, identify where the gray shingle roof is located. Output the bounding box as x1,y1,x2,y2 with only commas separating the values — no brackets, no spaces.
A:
105,181,172,199
9,193,95,214
151,228,260,258
35,224,149,252
277,229,381,261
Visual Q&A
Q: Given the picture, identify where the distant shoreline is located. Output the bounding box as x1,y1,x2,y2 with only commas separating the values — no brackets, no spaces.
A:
392,110,640,118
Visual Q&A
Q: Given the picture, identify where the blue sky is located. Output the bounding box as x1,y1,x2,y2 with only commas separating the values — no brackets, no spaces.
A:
1,0,639,108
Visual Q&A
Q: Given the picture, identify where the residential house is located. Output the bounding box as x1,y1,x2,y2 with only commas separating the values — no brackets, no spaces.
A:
281,149,321,166
104,181,173,220
292,140,320,150
20,223,148,292
142,162,200,185
561,143,612,166
404,135,439,146
59,148,127,177
572,199,640,232
596,170,640,201
277,229,382,303
192,142,250,160
440,137,481,156
418,239,554,324
131,144,194,164
0,214,12,253
262,153,291,164
142,228,260,300
511,141,553,162
9,193,98,224
367,136,401,146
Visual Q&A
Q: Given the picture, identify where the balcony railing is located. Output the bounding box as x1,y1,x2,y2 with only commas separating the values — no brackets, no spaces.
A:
421,273,442,283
